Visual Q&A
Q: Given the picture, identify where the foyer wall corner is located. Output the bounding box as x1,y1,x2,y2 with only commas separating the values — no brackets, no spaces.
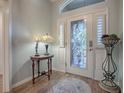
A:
11,0,52,86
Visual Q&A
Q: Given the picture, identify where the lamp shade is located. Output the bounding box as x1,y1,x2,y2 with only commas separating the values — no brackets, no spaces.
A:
33,34,41,42
40,33,54,43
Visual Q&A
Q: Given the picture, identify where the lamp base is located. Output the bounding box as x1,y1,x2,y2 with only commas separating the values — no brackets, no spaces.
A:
45,44,49,55
35,54,40,56
44,53,49,55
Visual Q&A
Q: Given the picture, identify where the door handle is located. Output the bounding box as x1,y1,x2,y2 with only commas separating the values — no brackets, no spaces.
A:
89,48,93,51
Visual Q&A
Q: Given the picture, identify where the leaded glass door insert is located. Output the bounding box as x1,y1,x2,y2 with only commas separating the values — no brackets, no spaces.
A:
66,14,94,78
71,20,87,69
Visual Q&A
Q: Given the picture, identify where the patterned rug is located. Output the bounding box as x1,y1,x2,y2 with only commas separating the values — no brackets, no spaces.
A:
38,78,92,93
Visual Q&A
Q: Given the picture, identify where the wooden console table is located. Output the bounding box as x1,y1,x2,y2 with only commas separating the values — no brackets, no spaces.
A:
30,55,54,84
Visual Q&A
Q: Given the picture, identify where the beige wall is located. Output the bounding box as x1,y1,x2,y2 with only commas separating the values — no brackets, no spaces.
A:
12,0,52,85
118,0,123,91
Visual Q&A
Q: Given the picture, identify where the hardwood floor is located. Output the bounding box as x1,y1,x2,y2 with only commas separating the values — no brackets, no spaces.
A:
9,71,108,93
0,75,3,93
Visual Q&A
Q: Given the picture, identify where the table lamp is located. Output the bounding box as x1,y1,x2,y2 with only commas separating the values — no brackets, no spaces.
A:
33,35,40,56
41,33,54,55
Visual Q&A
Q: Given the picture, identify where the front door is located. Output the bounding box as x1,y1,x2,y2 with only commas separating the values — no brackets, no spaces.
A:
66,14,94,78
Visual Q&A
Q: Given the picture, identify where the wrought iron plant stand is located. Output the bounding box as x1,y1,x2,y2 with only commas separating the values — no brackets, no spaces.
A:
99,34,120,93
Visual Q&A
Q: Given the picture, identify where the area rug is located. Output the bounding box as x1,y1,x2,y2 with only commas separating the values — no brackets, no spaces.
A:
38,78,92,93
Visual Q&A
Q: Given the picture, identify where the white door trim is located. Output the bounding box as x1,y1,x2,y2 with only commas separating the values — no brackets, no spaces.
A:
63,7,108,80
3,10,12,92
1,0,12,92
66,14,94,78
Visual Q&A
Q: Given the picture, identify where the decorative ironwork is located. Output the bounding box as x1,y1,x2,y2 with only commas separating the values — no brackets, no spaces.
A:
101,34,120,88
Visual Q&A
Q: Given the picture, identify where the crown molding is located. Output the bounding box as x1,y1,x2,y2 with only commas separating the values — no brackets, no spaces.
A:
59,0,74,13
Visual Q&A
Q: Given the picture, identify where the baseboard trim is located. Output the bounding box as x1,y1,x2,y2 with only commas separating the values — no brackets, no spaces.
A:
12,74,37,89
12,76,32,88
12,69,65,89
53,68,66,73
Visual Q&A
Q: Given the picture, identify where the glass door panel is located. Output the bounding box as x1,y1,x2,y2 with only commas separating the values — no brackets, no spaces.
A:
71,20,87,69
66,14,93,78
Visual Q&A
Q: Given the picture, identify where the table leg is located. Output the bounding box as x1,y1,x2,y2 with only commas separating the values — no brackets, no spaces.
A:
32,60,35,84
48,59,50,80
50,58,52,74
37,60,40,77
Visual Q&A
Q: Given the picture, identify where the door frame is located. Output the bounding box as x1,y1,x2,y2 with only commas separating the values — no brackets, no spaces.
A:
66,14,94,78
3,9,12,92
61,7,108,80
0,1,12,92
